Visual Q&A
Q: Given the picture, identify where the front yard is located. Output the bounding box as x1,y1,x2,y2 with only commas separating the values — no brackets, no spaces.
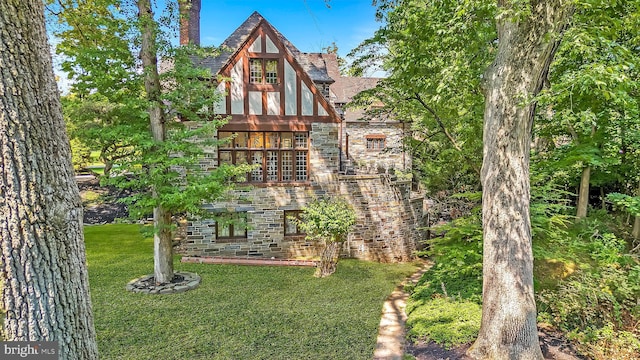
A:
85,224,417,359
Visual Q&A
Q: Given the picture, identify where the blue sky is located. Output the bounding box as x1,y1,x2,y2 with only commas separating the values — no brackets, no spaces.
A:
196,0,381,58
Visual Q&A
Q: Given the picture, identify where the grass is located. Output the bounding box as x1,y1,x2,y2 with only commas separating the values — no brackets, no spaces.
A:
84,224,418,360
405,297,481,349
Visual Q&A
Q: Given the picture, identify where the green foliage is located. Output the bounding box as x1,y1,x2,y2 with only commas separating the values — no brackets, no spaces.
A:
405,297,481,349
69,137,92,171
84,224,418,359
535,211,640,358
52,0,246,222
348,0,497,194
538,266,640,331
415,209,483,303
297,197,357,244
534,0,640,202
607,192,640,217
567,323,640,360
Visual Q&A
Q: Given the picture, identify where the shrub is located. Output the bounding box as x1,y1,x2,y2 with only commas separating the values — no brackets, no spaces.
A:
537,265,640,358
415,211,483,303
69,137,91,172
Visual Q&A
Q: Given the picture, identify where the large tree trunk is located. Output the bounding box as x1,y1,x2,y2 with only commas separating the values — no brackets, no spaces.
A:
468,1,573,359
576,166,591,218
138,0,174,283
0,1,98,358
314,241,342,278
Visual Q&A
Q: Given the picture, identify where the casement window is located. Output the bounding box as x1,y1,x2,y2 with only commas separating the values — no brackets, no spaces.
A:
284,210,305,236
215,212,248,240
366,135,386,151
249,59,278,84
218,131,309,183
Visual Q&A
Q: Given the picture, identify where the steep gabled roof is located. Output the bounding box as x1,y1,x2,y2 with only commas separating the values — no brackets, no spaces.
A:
194,11,334,83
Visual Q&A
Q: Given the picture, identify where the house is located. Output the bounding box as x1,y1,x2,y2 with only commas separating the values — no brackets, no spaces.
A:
181,11,425,262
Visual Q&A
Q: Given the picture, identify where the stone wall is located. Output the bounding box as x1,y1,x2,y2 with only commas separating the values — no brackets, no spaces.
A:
183,122,425,262
343,121,411,174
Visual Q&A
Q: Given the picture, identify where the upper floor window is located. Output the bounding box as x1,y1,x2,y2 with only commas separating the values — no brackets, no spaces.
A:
366,135,386,151
316,83,330,99
250,59,278,84
218,131,309,183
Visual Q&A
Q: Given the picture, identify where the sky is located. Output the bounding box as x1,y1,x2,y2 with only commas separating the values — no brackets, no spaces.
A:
195,0,381,58
52,1,383,92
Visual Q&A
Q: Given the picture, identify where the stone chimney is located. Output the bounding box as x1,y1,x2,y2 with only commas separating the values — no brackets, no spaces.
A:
179,0,201,45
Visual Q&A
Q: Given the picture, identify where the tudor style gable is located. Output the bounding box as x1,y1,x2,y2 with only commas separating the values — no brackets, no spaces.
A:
211,13,340,132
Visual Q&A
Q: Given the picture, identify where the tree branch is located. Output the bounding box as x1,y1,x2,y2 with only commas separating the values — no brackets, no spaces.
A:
412,93,462,152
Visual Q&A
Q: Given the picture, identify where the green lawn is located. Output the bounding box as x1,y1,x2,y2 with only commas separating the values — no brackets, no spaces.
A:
85,224,418,360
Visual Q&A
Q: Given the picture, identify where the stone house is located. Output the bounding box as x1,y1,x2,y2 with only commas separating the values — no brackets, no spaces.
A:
182,11,425,262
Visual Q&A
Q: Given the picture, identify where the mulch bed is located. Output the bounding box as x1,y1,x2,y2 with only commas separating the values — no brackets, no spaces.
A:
78,176,132,224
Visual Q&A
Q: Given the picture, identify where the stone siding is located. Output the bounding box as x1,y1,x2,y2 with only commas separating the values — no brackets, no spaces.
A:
184,122,425,262
344,121,411,174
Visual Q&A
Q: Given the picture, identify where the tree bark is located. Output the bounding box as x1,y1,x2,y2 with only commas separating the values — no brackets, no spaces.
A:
633,184,640,241
468,1,573,359
0,1,98,358
314,241,342,278
576,166,591,218
138,0,174,283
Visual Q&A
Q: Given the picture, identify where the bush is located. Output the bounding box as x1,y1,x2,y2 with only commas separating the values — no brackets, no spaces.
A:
537,265,640,358
69,138,91,172
415,211,483,303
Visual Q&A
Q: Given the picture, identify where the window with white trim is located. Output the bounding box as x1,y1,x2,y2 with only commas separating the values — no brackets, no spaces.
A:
249,59,279,84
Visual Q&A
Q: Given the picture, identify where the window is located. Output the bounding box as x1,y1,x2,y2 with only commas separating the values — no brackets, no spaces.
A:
285,210,304,236
216,212,248,239
218,131,309,183
249,58,279,84
366,135,386,151
249,59,263,83
316,83,330,99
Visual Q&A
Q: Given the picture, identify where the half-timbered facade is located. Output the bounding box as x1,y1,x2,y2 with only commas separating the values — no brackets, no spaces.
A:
184,12,425,262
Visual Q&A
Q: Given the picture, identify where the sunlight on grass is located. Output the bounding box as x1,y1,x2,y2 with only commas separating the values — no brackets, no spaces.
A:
84,224,417,360
405,297,481,349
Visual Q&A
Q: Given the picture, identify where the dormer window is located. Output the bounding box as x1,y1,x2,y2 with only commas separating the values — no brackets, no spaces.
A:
250,59,278,84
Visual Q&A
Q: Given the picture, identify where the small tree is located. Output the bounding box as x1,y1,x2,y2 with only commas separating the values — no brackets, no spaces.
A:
298,197,357,278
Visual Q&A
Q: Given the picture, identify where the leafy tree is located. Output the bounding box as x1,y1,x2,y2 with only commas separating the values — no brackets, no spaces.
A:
535,0,640,220
0,0,98,357
50,0,247,284
348,0,497,194
297,197,357,278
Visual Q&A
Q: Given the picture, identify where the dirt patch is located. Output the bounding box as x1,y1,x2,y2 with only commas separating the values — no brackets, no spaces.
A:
406,325,587,360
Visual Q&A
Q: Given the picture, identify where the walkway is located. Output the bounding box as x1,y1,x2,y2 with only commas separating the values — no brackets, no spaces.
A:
373,262,431,360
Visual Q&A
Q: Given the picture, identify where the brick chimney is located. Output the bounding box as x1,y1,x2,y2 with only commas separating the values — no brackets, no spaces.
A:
179,0,201,45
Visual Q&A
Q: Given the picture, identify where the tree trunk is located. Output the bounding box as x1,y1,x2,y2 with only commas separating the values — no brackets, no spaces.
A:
0,1,98,358
633,184,640,241
576,166,591,218
314,241,342,278
468,1,573,359
102,159,113,177
138,0,174,283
